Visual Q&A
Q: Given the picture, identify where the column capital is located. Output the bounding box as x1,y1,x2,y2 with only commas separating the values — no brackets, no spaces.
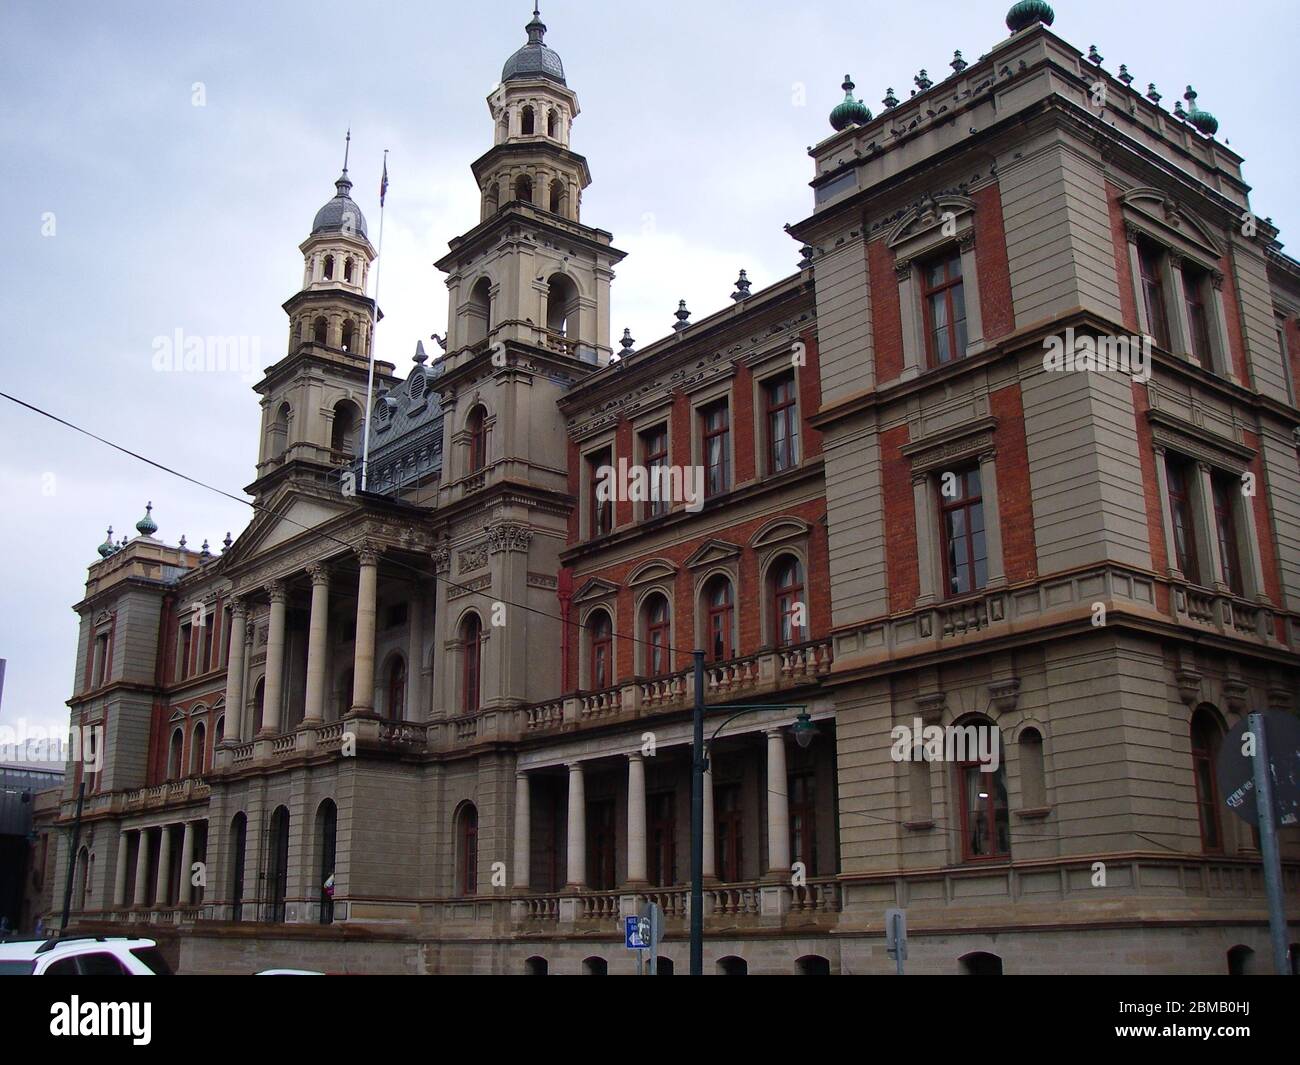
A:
1123,220,1140,243
355,541,385,566
1210,268,1225,291
432,546,452,575
230,597,249,620
306,562,331,587
957,228,977,250
626,751,644,764
566,760,585,772
266,580,288,604
893,256,913,281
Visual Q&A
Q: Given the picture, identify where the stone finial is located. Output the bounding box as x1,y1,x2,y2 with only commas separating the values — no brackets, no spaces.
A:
200,539,211,558
1146,83,1162,105
414,340,428,366
673,300,691,332
1087,45,1104,66
882,87,899,109
951,50,968,74
914,70,933,91
179,535,188,550
223,532,233,552
619,328,636,357
1118,64,1133,86
731,269,752,302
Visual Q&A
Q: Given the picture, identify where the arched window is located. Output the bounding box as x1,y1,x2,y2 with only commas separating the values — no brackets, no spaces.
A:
1227,945,1255,975
642,595,670,677
190,721,206,776
959,951,1003,975
514,174,533,203
546,274,577,337
272,402,292,458
588,611,613,690
387,656,407,721
955,719,1009,860
214,715,224,746
770,556,806,647
1019,727,1046,809
268,806,290,923
323,255,335,280
331,400,361,456
461,614,482,714
716,956,747,976
582,957,608,976
467,277,491,346
341,319,356,353
549,179,564,214
524,956,548,975
167,728,184,781
656,957,674,976
344,257,354,283
229,813,247,921
316,799,337,925
253,677,266,735
796,955,831,975
1191,707,1224,852
521,106,535,135
703,576,735,662
312,317,328,345
467,406,488,475
456,803,479,896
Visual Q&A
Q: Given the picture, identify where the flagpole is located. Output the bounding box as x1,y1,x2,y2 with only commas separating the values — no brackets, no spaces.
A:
361,148,388,493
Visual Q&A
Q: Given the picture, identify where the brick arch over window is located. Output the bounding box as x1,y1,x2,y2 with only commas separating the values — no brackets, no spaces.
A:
764,552,808,648
637,591,672,677
582,607,615,690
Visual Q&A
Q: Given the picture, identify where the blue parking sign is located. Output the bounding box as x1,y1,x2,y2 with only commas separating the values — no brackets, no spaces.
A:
625,915,648,950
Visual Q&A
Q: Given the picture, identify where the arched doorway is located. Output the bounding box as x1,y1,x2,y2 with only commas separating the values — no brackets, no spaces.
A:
268,806,290,923
229,814,247,922
316,800,337,925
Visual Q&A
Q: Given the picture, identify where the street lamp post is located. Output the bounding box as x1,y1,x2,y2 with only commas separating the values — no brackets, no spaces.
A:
688,648,817,976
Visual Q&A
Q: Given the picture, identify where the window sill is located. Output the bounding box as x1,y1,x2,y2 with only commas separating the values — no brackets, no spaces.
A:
1014,807,1052,821
903,819,935,831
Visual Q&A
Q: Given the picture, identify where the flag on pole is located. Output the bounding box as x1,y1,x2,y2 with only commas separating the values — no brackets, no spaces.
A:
379,153,389,207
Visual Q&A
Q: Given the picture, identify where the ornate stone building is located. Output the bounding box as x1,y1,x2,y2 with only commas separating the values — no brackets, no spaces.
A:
53,4,1300,974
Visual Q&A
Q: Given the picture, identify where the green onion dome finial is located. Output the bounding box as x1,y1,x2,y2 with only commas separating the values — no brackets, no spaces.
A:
98,527,116,558
1006,0,1055,34
1183,86,1219,136
135,502,158,537
830,75,873,132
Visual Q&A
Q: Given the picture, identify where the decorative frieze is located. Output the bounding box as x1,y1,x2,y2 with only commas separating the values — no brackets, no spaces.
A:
458,543,490,574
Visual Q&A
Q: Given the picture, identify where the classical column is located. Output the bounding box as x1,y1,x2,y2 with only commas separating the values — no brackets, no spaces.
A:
261,581,288,735
406,586,425,721
513,772,531,890
178,821,195,907
222,599,247,743
977,448,1006,588
565,762,586,889
626,754,647,886
766,729,791,876
155,825,173,907
241,622,255,741
896,259,922,379
350,544,382,715
303,565,330,724
113,830,130,908
132,829,150,906
702,763,717,881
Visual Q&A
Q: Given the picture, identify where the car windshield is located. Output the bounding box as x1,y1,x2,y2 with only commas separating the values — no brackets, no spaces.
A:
0,960,37,975
129,947,173,975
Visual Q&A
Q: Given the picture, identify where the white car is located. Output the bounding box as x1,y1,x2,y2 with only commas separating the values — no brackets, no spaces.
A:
0,936,173,976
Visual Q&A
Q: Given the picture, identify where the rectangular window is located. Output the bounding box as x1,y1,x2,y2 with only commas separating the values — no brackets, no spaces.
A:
641,424,669,519
178,623,193,681
921,251,967,366
1165,457,1201,584
701,401,731,498
201,612,216,673
959,756,1010,859
588,447,613,537
587,800,617,891
765,373,800,474
1212,473,1244,596
649,792,676,887
939,467,987,598
715,783,744,883
1182,264,1212,368
1138,238,1171,350
789,771,817,875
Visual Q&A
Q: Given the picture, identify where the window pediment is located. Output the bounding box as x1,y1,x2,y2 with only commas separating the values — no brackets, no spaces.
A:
627,558,677,586
572,577,619,604
684,539,742,570
1122,188,1222,261
750,516,811,550
886,194,976,251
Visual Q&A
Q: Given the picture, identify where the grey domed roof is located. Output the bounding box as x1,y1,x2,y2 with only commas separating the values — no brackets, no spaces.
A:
502,9,565,85
312,172,368,239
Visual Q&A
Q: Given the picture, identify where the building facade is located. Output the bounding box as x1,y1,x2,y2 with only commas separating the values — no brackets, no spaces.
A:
51,4,1300,974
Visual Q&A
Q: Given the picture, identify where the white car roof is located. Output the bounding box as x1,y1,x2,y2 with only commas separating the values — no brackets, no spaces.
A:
0,937,156,961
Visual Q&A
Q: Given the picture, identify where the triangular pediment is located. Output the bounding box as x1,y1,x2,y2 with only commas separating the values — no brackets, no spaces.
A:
684,538,742,570
573,577,620,603
222,486,354,569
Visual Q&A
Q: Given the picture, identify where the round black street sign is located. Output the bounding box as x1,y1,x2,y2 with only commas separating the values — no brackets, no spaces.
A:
1216,712,1300,829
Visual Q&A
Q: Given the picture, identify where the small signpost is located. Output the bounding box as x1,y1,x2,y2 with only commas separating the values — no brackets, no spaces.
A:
1216,712,1300,976
626,901,664,975
885,907,908,975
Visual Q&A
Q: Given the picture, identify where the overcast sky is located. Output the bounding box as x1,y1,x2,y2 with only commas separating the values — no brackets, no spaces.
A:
1,0,1296,739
